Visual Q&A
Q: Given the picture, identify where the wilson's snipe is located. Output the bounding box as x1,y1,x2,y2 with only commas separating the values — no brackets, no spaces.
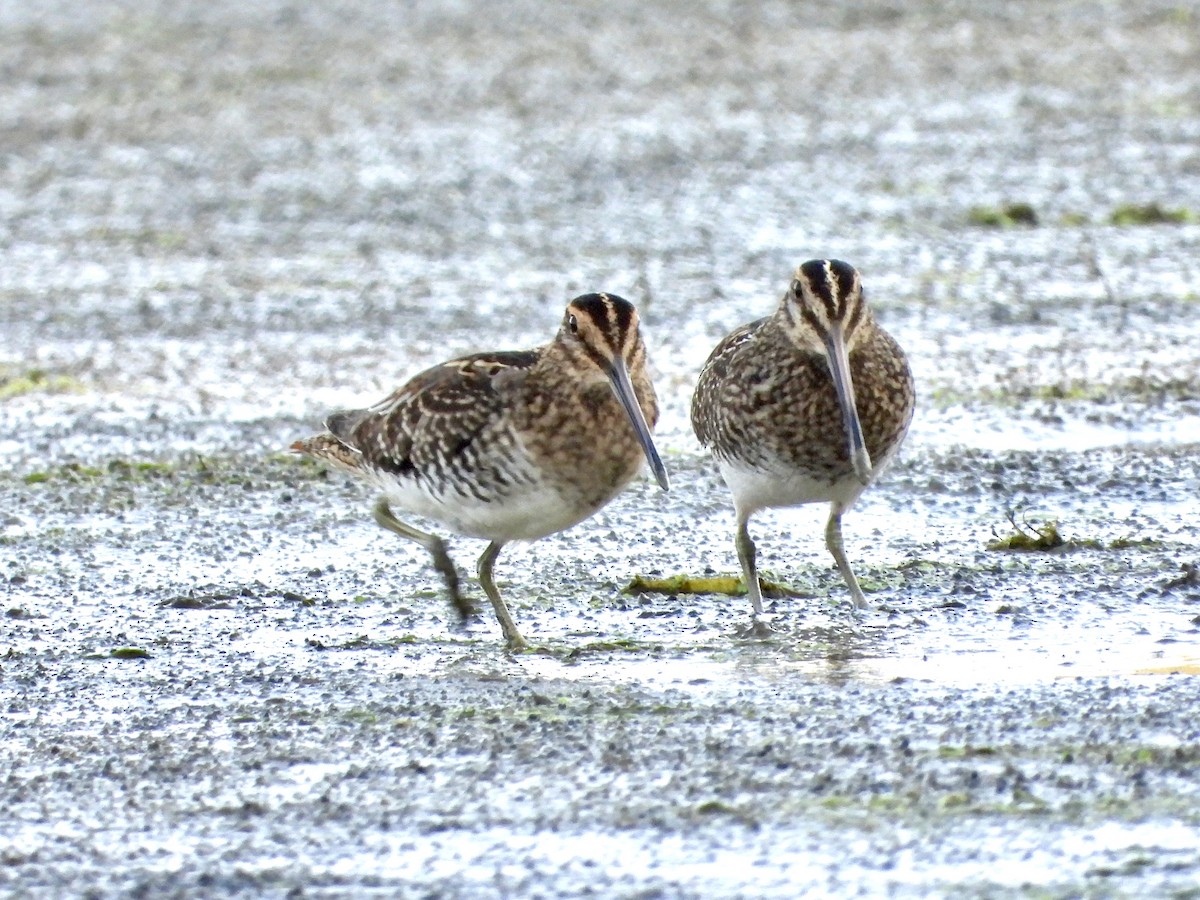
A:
691,259,914,617
293,293,670,649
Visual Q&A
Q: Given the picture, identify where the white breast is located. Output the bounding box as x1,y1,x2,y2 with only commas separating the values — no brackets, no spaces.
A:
366,468,604,543
718,459,866,519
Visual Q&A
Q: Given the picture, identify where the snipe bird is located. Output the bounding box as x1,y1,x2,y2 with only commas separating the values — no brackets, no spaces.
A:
691,259,914,617
293,293,670,650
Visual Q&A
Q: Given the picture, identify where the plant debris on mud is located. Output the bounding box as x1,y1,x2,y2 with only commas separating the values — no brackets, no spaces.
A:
2,0,1200,896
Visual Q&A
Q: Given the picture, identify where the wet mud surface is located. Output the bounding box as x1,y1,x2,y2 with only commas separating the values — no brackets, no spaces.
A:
3,1,1200,896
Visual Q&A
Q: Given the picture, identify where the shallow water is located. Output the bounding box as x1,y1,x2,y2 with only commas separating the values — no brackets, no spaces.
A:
3,0,1200,896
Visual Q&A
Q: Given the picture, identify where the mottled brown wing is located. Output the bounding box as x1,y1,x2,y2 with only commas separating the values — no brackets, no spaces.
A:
690,318,768,452
853,328,916,460
327,350,537,479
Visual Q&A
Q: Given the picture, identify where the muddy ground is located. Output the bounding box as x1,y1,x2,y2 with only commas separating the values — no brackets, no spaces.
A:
2,0,1200,896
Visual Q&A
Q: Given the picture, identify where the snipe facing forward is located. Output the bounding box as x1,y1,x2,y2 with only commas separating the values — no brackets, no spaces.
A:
293,293,670,650
691,259,914,617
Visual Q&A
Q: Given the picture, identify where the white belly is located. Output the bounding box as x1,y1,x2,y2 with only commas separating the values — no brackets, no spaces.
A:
718,460,863,520
717,437,904,520
368,471,606,543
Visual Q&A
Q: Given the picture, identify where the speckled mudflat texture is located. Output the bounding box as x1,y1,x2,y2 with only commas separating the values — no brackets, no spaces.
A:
2,1,1200,895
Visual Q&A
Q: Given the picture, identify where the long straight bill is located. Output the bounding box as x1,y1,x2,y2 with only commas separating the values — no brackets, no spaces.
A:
824,324,873,484
607,357,670,491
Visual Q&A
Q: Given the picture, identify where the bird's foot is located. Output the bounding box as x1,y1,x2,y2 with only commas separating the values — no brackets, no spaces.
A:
446,590,480,625
502,631,532,653
736,617,776,640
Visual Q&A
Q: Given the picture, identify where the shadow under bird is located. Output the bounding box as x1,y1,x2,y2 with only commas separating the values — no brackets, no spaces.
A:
691,259,914,619
292,292,670,650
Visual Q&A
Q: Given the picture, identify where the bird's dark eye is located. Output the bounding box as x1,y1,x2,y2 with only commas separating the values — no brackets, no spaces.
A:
568,314,579,334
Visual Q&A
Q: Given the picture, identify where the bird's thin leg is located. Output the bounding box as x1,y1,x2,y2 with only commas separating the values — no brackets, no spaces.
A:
825,504,868,610
476,541,528,651
373,498,476,623
735,516,765,616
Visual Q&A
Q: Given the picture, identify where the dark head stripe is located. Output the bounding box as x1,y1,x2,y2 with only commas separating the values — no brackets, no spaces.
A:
797,259,838,319
601,292,635,336
567,292,640,368
846,294,863,333
829,259,858,318
574,292,636,336
789,259,865,334
799,304,824,335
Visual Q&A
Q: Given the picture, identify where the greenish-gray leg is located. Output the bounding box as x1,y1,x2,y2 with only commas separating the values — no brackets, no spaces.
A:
825,505,868,610
736,517,765,616
373,498,475,623
477,541,528,651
